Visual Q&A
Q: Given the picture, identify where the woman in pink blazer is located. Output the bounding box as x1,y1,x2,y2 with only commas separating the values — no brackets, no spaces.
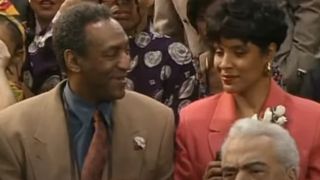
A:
174,0,320,179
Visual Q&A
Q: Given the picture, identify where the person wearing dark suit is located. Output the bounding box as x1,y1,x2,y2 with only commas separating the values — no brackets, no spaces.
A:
0,2,174,180
174,0,320,179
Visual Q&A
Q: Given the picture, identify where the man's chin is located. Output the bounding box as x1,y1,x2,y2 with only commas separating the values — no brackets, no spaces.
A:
111,89,126,100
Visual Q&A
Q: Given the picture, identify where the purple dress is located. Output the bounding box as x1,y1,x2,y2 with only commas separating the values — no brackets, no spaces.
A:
127,30,199,118
22,26,62,95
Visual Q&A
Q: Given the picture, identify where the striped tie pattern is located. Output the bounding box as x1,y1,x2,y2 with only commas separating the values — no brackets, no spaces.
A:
81,110,109,180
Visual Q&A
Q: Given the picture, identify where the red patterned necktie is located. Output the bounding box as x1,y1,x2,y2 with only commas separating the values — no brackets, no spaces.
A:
81,110,109,180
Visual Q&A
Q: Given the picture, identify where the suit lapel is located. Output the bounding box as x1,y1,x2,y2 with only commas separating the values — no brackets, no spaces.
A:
30,82,79,180
208,93,237,159
107,92,145,180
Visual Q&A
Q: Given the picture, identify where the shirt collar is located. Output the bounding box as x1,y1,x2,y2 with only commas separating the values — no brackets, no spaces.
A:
63,82,112,125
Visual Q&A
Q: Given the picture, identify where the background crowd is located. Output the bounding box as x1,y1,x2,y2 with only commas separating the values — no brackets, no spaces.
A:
0,0,320,179
1,0,320,110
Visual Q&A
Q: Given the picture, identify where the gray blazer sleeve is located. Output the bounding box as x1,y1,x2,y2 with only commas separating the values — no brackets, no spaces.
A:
277,0,320,94
153,0,184,42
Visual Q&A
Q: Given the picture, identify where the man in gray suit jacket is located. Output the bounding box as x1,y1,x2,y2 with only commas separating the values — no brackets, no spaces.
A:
0,2,174,180
275,0,320,95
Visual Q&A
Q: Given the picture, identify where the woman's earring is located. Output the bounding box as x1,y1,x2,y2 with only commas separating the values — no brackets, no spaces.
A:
264,61,272,76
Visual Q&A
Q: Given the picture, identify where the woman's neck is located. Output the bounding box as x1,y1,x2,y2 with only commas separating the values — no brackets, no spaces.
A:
35,16,51,33
125,28,137,37
234,77,271,118
126,16,148,37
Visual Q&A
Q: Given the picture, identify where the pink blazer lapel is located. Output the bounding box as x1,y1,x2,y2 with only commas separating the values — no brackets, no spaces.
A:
208,93,237,159
207,80,288,160
259,80,287,116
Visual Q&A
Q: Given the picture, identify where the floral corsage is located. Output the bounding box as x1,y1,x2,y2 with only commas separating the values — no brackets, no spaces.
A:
251,105,287,126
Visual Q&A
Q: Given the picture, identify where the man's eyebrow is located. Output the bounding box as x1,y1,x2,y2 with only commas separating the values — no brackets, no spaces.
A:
242,161,268,169
222,161,268,171
102,43,127,51
222,166,238,171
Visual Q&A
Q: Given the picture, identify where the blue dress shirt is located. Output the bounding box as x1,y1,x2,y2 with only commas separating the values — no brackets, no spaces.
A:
63,83,112,170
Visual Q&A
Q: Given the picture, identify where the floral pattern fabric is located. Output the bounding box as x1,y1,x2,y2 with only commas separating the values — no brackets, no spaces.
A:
22,26,62,95
127,30,199,119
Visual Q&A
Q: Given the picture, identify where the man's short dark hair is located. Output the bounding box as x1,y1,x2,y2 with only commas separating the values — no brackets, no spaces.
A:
205,0,287,52
52,2,112,72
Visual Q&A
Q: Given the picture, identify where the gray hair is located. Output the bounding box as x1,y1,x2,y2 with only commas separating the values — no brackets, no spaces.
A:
221,118,299,173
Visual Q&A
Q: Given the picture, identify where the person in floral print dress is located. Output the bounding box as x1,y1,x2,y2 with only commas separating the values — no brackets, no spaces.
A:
101,0,199,120
22,0,65,95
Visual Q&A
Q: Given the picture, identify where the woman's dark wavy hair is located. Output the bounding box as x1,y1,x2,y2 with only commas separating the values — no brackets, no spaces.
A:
205,0,287,52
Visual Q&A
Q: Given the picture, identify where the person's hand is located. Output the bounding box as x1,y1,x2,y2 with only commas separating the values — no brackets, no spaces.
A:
203,161,223,180
0,40,11,71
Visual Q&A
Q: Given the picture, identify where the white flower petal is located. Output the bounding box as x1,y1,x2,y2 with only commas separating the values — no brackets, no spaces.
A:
128,55,139,72
274,105,286,116
144,51,162,68
160,65,172,80
178,76,196,99
149,79,156,85
262,108,272,122
251,114,259,120
28,42,38,53
276,116,287,125
168,42,192,65
125,78,134,90
135,32,151,48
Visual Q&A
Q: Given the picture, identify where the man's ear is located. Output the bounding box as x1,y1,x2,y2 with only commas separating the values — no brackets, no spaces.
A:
286,167,298,180
64,49,81,73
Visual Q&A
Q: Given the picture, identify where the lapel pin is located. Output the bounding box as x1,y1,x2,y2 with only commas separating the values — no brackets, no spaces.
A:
133,136,146,150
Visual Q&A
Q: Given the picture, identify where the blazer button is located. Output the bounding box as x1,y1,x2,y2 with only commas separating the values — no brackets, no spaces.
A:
183,19,189,24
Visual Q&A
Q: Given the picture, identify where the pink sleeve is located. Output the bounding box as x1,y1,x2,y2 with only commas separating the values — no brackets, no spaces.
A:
307,117,320,180
174,112,199,180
